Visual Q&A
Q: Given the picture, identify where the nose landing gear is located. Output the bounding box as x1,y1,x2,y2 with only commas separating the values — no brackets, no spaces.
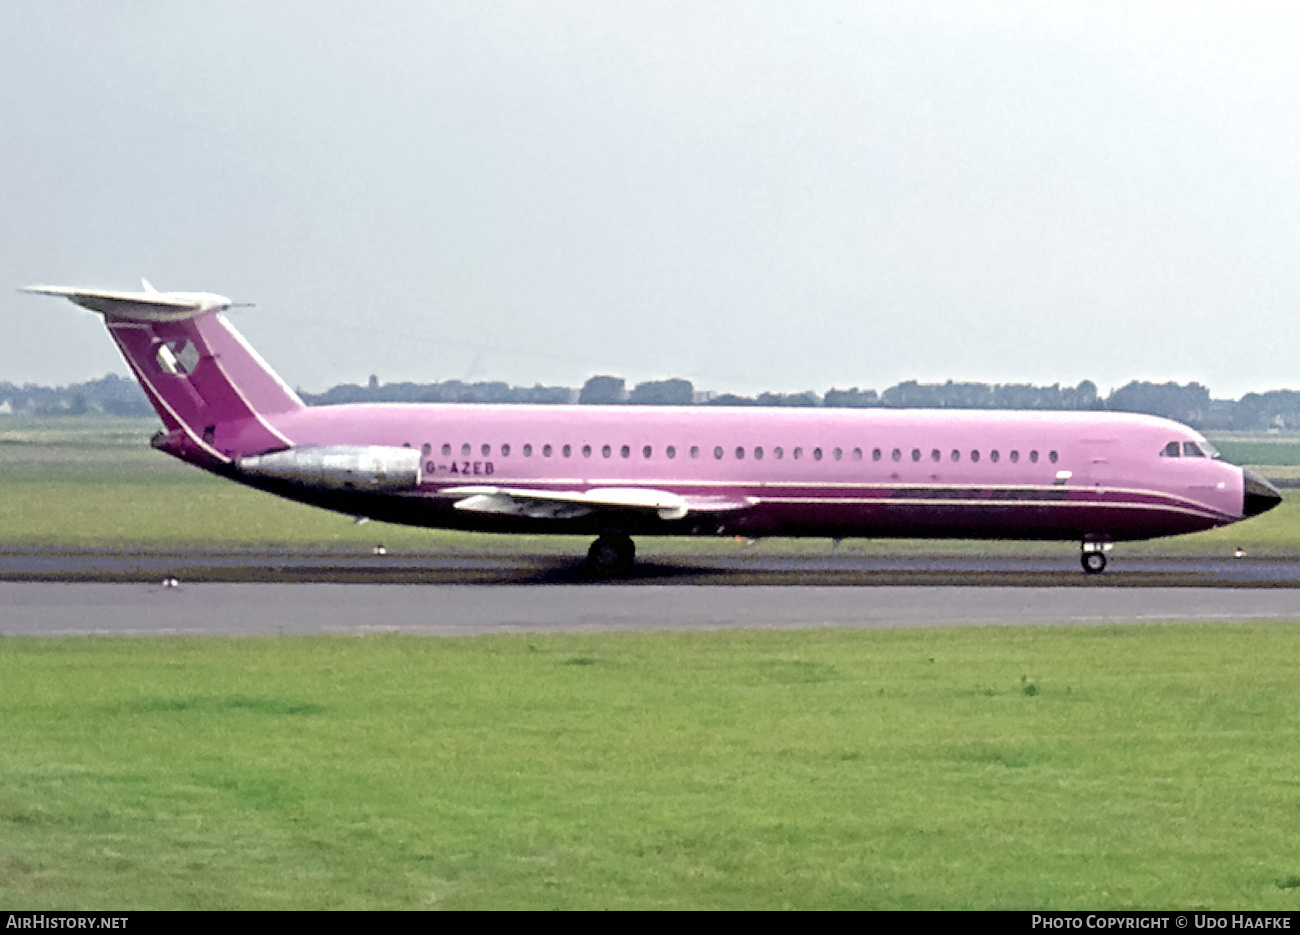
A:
1081,551,1107,574
1081,541,1111,574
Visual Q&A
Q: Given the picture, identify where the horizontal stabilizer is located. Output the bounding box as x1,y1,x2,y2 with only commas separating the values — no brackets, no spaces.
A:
445,485,752,521
22,284,235,322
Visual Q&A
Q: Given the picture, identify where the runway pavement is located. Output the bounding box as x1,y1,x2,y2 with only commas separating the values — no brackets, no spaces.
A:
6,547,1300,586
4,548,1299,636
4,581,1300,636
2,582,1300,636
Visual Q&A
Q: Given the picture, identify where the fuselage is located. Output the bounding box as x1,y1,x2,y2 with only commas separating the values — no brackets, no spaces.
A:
209,402,1255,542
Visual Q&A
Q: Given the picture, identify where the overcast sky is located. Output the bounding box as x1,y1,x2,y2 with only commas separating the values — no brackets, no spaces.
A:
4,2,1299,398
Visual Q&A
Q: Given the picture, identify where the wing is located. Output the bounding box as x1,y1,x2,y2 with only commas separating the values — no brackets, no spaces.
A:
443,486,752,521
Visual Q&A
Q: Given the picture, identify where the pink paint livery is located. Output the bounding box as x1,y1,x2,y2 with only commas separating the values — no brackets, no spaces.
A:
23,283,1282,574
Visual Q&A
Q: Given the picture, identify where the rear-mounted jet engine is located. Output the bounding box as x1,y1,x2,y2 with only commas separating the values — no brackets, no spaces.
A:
238,445,422,491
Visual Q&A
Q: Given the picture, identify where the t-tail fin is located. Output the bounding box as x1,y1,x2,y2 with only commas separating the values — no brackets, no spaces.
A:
23,284,303,466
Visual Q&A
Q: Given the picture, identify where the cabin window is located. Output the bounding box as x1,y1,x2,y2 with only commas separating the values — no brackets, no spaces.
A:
421,443,431,457
582,445,592,458
911,448,921,462
713,446,724,460
442,443,452,457
930,449,941,462
793,447,804,460
971,450,980,463
523,444,532,457
501,444,511,457
774,447,784,459
873,448,883,462
1030,450,1039,464
562,444,572,458
735,446,745,460
852,448,862,461
621,445,631,459
461,443,471,457
690,446,700,459
642,445,652,459
990,450,999,463
833,447,843,461
1183,441,1206,457
755,447,764,460
892,448,902,462
481,444,491,457
950,449,960,462
601,444,611,458
543,444,553,457
813,447,823,461
1049,450,1058,464
667,445,677,459
1161,441,1181,458
1010,450,1019,463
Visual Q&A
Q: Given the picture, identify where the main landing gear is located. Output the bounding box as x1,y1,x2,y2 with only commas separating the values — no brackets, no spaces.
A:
587,533,636,577
1080,541,1112,574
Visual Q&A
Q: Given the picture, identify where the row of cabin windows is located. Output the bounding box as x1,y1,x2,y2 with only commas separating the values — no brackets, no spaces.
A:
422,441,1060,465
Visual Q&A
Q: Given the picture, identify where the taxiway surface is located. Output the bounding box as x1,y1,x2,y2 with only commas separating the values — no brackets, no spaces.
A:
3,581,1300,637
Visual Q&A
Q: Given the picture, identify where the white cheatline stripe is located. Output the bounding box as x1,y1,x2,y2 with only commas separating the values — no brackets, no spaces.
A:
417,479,1232,523
756,496,1230,522
423,475,1231,517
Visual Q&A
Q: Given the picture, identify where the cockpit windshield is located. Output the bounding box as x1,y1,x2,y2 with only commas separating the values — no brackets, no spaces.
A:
1159,438,1220,459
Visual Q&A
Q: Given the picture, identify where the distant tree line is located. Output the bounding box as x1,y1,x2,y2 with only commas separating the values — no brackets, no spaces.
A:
8,372,1300,432
0,374,153,417
304,374,574,406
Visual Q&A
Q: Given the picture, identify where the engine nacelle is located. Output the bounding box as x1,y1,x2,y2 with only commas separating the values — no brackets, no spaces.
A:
238,445,422,491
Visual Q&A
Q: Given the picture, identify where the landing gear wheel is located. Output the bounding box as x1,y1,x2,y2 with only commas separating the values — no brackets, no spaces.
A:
587,534,635,577
1081,551,1107,574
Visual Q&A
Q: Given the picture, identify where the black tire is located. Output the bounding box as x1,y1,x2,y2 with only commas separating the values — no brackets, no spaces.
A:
587,535,635,577
1081,551,1107,574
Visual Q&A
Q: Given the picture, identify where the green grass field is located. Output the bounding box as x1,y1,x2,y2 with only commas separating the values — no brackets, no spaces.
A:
3,625,1300,909
1204,435,1300,467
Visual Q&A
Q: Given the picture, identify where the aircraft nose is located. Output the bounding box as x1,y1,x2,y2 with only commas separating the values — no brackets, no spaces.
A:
1242,467,1283,518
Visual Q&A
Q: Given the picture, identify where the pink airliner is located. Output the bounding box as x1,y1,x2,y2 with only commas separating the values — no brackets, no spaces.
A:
24,282,1282,575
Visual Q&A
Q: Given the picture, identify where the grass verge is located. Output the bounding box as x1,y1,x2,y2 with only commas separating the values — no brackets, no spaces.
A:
3,625,1300,909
